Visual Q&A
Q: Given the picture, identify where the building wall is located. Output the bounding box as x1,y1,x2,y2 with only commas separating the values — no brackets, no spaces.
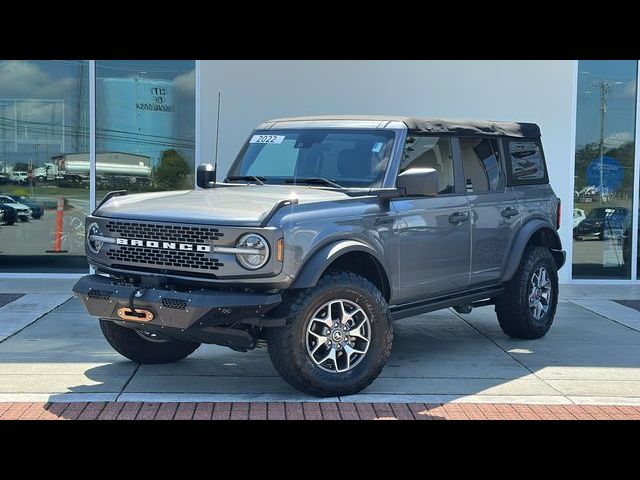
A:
200,60,577,283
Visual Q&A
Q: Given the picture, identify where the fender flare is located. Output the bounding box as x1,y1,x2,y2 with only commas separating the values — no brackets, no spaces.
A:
502,219,564,282
291,240,387,290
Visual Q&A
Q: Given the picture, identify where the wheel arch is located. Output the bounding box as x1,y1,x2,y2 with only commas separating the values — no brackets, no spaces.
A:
291,240,391,302
502,219,565,282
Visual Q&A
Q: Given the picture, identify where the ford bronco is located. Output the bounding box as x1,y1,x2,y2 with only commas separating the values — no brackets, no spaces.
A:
74,116,565,397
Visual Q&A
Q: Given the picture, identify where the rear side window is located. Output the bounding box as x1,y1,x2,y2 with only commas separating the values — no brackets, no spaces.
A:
459,137,503,193
508,140,547,184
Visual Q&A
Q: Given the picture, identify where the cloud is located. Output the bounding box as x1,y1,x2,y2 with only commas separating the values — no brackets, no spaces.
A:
621,80,637,98
0,60,77,99
604,131,634,148
173,68,195,97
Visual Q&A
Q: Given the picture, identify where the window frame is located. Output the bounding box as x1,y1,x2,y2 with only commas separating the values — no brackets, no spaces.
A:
504,137,549,186
397,133,464,196
456,135,507,195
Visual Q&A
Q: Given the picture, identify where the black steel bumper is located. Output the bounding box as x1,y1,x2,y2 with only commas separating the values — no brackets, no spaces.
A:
73,274,283,333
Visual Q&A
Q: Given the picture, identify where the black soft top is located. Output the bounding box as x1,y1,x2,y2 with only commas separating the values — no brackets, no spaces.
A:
265,115,541,138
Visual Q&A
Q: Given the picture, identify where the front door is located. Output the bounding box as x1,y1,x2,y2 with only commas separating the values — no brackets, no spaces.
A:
393,135,471,303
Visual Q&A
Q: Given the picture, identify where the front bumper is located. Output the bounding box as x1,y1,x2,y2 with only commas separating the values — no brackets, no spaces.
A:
73,274,282,332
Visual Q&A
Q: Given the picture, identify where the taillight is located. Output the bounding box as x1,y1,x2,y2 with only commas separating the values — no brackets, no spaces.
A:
556,199,561,229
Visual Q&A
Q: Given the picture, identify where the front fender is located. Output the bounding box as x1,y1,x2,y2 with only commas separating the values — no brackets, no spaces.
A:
291,240,386,289
502,219,564,282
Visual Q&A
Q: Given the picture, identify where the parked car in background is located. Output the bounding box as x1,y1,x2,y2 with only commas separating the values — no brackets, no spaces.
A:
0,204,17,225
573,207,630,241
6,195,43,219
9,172,28,184
573,208,586,228
0,195,31,221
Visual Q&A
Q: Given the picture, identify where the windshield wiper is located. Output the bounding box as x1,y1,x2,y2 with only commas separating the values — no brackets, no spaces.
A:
285,177,342,188
226,175,265,185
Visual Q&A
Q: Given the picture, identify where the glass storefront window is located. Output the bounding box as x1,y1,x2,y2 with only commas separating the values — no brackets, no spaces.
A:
95,61,196,201
0,60,89,272
573,60,638,279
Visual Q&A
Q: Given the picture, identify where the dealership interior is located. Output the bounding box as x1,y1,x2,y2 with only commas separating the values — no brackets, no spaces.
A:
0,60,638,283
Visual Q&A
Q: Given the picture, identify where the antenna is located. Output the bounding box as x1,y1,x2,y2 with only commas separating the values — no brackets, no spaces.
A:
214,91,221,184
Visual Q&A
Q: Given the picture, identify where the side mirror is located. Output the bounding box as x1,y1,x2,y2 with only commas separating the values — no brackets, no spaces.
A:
196,163,216,189
396,168,439,197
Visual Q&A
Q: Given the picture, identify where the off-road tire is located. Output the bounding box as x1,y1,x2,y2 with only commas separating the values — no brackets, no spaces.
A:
99,319,200,364
267,271,393,397
495,245,558,339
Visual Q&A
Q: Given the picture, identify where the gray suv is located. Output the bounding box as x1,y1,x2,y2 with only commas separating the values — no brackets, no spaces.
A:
74,116,565,397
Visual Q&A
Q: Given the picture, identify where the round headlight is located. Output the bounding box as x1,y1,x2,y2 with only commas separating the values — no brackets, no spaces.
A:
236,233,270,270
87,222,103,254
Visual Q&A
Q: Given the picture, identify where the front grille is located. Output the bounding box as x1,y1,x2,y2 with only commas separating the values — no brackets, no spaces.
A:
105,221,224,243
162,298,188,310
87,289,112,301
107,245,224,271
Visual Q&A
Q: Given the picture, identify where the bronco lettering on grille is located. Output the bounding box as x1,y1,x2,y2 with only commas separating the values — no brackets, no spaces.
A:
115,238,211,252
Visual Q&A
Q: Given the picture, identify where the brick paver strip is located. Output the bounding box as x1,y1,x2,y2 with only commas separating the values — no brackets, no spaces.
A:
267,402,286,420
77,402,106,420
154,402,178,420
135,402,160,420
193,402,214,420
97,402,125,420
174,402,197,420
1,402,639,420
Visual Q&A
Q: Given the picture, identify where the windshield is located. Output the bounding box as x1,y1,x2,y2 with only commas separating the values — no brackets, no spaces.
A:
227,129,396,188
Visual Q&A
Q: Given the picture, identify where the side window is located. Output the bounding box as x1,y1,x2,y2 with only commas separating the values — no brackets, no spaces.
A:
459,137,503,193
508,140,546,183
400,136,455,194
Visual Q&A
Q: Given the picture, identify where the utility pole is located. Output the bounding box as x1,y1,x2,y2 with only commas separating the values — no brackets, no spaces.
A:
594,80,612,204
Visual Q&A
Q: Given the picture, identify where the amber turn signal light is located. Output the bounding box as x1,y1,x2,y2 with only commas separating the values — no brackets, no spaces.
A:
277,238,284,261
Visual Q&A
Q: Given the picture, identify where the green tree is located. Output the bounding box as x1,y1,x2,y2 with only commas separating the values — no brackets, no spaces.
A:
153,149,191,190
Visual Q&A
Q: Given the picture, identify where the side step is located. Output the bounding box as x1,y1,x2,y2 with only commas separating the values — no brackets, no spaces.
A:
390,286,504,321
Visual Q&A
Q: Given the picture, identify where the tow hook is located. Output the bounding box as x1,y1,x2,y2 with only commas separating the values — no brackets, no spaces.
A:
117,288,154,322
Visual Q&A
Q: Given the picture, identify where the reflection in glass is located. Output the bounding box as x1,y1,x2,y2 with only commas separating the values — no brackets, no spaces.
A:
95,61,195,201
0,60,89,272
572,60,637,279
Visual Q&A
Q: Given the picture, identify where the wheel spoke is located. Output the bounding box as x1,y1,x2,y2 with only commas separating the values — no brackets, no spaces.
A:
348,322,369,343
316,346,337,369
309,332,328,355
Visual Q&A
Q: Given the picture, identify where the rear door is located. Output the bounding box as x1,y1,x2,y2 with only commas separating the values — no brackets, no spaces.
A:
459,136,520,286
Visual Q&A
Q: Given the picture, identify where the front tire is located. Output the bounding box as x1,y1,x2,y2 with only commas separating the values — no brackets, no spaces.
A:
494,245,558,339
267,271,393,397
99,319,200,364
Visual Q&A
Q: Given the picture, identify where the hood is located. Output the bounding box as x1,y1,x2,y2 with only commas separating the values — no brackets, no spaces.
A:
94,185,352,226
3,202,29,211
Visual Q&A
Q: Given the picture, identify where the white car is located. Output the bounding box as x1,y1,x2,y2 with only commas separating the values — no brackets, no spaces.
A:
0,195,31,222
573,208,586,228
9,172,28,184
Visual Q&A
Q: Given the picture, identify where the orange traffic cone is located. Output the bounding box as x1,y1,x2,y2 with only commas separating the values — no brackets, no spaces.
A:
46,196,69,253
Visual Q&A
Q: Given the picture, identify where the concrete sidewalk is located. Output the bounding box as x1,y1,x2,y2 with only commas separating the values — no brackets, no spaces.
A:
0,280,640,407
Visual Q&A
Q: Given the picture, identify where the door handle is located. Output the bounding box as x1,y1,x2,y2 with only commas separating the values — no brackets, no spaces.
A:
501,207,519,218
448,212,469,224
